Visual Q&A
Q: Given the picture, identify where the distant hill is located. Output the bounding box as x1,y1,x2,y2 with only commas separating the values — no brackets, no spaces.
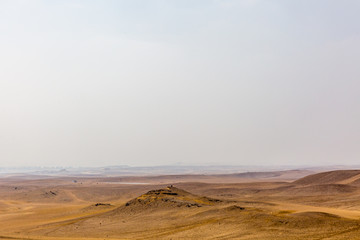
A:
294,170,360,186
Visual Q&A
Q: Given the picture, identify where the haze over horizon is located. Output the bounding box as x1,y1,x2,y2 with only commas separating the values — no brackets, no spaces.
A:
1,0,360,167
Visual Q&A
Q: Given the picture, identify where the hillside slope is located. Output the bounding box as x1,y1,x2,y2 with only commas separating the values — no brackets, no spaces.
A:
294,170,360,186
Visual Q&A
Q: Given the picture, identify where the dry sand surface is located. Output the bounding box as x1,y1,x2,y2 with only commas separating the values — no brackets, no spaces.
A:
1,170,360,239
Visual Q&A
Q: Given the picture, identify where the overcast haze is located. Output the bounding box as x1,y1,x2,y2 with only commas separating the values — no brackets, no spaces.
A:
1,0,359,167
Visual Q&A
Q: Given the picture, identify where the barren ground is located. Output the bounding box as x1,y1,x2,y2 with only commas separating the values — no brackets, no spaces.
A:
1,170,360,239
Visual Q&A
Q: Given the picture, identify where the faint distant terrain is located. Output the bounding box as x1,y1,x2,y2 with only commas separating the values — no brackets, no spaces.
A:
1,164,359,178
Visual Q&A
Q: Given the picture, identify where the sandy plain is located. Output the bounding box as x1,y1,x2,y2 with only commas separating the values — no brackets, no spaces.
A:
1,169,360,239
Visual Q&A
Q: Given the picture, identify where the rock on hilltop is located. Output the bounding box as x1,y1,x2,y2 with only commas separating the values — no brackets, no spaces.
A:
124,186,222,209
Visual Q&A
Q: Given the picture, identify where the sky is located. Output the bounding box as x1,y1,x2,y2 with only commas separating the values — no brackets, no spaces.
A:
1,0,360,167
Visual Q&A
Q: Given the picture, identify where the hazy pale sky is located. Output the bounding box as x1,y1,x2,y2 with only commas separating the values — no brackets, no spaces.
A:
1,0,360,167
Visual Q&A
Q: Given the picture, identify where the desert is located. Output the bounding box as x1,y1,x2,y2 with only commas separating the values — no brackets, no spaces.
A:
2,1,360,239
1,169,360,239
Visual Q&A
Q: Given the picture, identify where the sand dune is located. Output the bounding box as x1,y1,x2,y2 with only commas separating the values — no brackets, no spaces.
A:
294,170,360,185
